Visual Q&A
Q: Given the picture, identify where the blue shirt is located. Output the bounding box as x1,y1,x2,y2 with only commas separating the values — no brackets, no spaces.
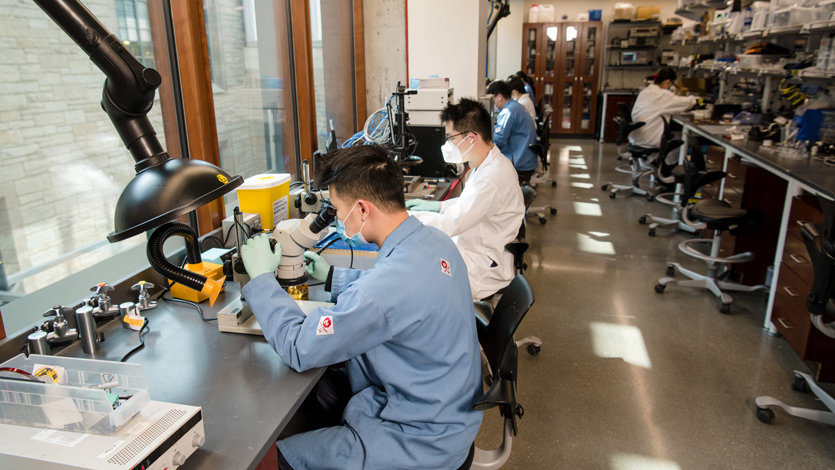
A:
494,99,538,172
525,82,536,104
243,216,483,470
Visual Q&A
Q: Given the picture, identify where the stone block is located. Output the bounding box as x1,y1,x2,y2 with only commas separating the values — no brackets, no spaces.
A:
0,129,23,147
4,143,39,158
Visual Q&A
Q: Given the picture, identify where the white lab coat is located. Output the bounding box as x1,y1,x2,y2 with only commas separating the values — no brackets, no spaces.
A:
516,93,537,121
629,84,697,150
411,146,525,300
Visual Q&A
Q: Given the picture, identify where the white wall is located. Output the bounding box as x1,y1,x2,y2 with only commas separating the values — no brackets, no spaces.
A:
495,0,525,81
407,0,489,101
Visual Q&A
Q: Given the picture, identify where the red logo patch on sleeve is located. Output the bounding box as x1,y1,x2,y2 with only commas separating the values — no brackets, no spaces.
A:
440,259,452,276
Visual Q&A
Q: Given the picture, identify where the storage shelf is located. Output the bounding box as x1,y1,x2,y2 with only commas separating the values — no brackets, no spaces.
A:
606,45,660,50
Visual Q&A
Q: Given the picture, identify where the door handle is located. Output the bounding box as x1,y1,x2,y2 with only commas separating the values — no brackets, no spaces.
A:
783,286,801,297
789,254,808,265
777,317,794,329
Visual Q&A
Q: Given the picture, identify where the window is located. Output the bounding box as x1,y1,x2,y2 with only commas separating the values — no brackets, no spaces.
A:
202,0,299,216
0,2,166,320
309,0,358,150
115,0,155,68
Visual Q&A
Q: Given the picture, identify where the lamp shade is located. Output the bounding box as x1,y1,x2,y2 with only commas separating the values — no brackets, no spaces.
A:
107,158,243,242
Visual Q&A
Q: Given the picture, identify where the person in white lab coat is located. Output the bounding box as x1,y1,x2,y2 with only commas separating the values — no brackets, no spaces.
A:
406,98,525,300
629,67,697,152
509,77,537,121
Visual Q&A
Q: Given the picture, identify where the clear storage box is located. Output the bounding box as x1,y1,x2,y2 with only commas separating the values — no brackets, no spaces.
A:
0,354,150,435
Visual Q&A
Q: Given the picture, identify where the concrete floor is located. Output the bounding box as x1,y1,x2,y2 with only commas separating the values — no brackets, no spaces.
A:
474,139,835,470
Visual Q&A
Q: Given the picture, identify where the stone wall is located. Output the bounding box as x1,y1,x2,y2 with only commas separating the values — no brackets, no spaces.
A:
0,0,158,292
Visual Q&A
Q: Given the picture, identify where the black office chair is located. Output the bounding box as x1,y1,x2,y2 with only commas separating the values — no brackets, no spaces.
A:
458,275,535,470
755,197,835,426
503,185,542,355
654,142,768,314
602,102,660,200
638,117,696,236
529,111,557,191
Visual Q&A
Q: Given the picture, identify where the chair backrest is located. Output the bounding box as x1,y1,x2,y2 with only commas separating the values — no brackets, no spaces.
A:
802,196,835,317
474,275,535,437
615,102,645,148
681,143,725,207
657,116,684,163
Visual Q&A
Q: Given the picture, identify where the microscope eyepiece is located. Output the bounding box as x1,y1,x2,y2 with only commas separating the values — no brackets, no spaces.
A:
309,201,336,234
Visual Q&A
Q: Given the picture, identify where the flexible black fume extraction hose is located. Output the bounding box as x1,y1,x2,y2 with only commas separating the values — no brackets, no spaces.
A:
146,222,208,293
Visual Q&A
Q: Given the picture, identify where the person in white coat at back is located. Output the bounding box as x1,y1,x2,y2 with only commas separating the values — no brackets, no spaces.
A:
629,67,697,152
406,98,525,300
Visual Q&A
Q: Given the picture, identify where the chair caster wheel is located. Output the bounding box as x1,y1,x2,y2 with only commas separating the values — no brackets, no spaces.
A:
648,228,656,237
538,217,546,225
484,374,493,387
638,216,647,224
551,181,557,187
720,303,731,314
550,208,557,215
647,195,654,202
609,193,616,199
601,184,609,191
655,284,666,294
791,375,808,393
527,344,541,356
666,265,675,277
756,407,775,424
617,155,623,160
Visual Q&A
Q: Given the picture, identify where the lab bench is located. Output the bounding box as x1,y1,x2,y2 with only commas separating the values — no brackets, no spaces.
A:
673,116,835,380
4,281,327,470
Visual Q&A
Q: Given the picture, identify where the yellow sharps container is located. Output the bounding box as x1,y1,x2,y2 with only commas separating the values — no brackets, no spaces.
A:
236,173,291,231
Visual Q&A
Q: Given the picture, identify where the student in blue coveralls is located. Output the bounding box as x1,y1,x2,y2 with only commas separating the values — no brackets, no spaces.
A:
486,80,538,184
239,144,483,470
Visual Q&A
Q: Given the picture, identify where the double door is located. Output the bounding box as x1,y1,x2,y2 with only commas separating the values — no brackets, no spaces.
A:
522,22,602,134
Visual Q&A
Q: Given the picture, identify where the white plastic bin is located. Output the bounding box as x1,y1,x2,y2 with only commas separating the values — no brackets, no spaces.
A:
0,354,150,435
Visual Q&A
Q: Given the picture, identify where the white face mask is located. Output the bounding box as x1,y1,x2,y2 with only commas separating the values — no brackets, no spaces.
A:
441,134,474,164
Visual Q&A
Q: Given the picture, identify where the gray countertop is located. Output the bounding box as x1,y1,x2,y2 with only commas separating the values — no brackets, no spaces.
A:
56,282,327,470
673,117,835,200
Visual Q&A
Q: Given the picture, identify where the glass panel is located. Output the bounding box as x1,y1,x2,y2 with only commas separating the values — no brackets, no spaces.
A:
562,82,573,129
544,26,557,78
585,26,596,77
525,27,537,76
564,26,576,77
310,0,357,150
115,0,154,68
582,81,593,130
203,0,298,215
0,2,165,310
542,81,554,110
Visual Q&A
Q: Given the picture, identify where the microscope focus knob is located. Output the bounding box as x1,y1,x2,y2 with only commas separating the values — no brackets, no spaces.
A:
304,192,318,206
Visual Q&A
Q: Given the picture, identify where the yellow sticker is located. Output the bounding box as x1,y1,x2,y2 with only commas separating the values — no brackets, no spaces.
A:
34,366,60,383
217,175,228,184
123,315,144,327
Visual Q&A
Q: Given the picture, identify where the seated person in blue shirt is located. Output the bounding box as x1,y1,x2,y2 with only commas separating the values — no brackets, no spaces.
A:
240,144,483,470
487,80,539,182
516,70,536,104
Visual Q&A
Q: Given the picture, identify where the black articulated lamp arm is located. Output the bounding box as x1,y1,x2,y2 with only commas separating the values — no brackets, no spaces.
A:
35,0,166,172
34,0,243,243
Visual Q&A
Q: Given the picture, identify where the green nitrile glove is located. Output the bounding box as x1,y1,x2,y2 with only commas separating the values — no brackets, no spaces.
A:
240,233,282,278
304,251,331,282
405,199,441,212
